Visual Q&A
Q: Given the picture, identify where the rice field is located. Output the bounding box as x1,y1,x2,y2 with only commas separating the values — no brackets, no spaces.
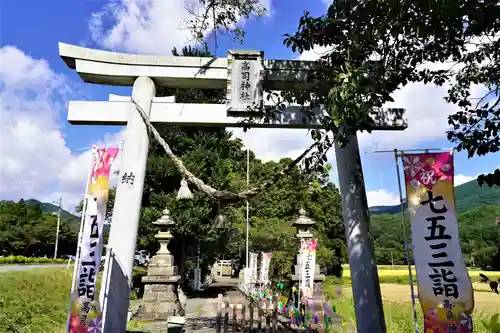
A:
341,264,500,284
326,265,500,332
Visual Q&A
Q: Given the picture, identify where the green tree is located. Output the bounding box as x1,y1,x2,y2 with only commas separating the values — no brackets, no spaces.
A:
277,1,499,184
0,199,78,257
73,45,347,282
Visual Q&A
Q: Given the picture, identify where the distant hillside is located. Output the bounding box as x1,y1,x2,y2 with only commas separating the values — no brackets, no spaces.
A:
25,199,111,232
370,178,500,215
369,205,402,215
25,199,79,222
454,179,500,213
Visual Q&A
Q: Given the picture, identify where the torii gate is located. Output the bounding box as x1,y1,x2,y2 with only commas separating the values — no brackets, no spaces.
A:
59,43,407,333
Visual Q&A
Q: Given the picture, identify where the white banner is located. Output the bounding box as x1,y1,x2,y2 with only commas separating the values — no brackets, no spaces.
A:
249,252,258,284
259,252,272,285
243,268,252,291
75,196,106,317
300,239,317,298
67,147,119,333
403,152,474,332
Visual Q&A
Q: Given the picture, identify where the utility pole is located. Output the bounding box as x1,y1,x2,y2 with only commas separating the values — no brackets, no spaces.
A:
54,196,62,259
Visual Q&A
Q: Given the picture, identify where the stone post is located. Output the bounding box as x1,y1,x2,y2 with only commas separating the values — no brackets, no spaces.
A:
135,208,182,320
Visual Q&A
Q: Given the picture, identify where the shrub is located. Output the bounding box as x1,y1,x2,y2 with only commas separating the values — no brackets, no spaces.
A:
131,267,147,300
0,256,67,265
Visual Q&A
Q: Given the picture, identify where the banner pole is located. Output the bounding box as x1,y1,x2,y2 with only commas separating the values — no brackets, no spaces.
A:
394,149,419,333
66,148,96,332
298,239,302,307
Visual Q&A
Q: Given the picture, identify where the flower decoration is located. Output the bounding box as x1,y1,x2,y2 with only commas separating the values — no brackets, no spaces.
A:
88,315,102,333
403,155,424,178
410,178,421,189
441,163,451,173
459,312,472,331
69,313,87,333
427,308,438,321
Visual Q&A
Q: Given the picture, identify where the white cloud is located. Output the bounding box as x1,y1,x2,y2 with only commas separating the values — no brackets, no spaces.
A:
0,46,72,201
232,128,313,162
297,46,332,61
366,189,400,207
454,174,478,186
89,0,272,55
0,46,122,212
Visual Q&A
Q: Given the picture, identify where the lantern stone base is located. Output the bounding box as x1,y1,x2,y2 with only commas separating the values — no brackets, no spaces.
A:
134,276,182,321
133,209,184,322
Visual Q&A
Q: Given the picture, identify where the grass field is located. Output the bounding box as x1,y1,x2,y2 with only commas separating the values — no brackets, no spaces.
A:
1,267,499,333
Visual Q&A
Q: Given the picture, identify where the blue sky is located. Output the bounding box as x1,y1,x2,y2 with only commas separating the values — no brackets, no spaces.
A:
0,0,498,211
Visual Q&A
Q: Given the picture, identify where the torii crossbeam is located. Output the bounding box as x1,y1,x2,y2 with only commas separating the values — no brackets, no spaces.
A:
60,42,407,333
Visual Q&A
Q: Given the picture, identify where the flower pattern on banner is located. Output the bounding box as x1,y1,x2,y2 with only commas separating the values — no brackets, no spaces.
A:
88,315,102,333
403,155,424,178
69,313,87,333
402,153,454,190
427,308,438,321
92,147,119,179
460,312,473,331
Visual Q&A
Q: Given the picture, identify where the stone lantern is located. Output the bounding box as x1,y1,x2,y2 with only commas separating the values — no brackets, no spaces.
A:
135,208,182,320
292,208,315,239
291,208,325,301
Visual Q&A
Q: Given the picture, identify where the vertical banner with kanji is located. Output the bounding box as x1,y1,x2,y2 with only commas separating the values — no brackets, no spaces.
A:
68,147,119,333
402,152,474,333
259,252,272,285
300,239,317,298
249,252,259,284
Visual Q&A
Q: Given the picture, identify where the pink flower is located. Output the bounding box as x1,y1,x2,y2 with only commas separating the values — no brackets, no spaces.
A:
69,314,87,333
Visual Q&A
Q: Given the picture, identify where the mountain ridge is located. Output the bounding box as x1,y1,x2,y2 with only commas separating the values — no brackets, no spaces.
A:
25,199,79,220
369,178,500,215
25,177,500,218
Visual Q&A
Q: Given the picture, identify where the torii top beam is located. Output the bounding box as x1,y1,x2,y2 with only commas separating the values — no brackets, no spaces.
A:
58,43,408,130
59,43,313,90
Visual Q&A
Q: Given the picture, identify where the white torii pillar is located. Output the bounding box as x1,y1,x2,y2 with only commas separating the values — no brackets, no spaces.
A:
59,43,407,333
99,77,155,332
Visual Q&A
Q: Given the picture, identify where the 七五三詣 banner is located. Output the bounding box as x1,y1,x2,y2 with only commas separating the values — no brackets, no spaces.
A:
68,147,119,333
402,152,474,333
259,252,272,285
300,239,317,298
